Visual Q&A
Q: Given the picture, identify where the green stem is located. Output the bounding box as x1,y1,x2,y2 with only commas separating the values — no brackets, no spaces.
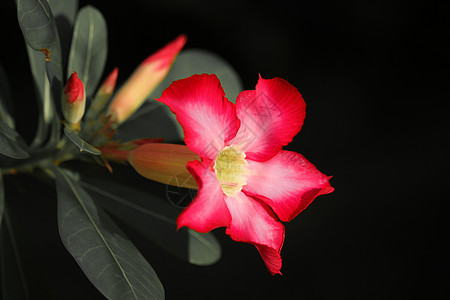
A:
0,138,79,175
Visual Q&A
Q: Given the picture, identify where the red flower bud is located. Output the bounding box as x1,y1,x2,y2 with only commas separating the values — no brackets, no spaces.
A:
108,35,187,124
62,71,86,126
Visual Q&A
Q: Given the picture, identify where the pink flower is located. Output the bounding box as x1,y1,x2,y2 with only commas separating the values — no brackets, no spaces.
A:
131,74,333,275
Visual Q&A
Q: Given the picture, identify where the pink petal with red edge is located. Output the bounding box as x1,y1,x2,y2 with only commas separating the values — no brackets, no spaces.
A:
243,150,334,222
224,192,284,275
231,76,305,161
177,159,231,233
157,74,240,159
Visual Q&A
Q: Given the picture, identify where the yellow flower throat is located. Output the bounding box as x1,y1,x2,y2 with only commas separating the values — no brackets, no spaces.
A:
214,146,248,196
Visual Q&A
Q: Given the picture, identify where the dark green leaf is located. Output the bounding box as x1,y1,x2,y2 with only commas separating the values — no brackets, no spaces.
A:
0,63,15,129
114,102,180,143
64,125,101,155
68,5,107,96
18,0,63,148
52,166,164,300
0,172,4,231
26,44,48,103
80,176,221,266
26,48,61,150
48,0,78,30
26,47,55,149
17,0,63,101
17,0,59,51
0,208,30,300
48,0,79,72
0,119,20,141
0,120,29,159
0,134,29,159
42,113,62,150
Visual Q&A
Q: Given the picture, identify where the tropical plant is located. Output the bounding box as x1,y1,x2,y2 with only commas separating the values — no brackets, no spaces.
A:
1,0,242,298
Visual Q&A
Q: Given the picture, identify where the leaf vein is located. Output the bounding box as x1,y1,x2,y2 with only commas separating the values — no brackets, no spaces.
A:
67,226,92,243
111,244,157,282
57,168,138,299
83,8,95,88
79,245,105,262
96,262,116,279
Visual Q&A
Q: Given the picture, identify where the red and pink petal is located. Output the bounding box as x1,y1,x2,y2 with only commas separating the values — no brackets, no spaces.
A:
177,159,231,233
243,150,334,222
231,76,305,161
224,192,284,275
255,245,283,276
157,74,240,159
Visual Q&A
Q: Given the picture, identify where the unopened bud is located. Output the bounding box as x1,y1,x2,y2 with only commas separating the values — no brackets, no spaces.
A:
99,67,119,95
129,143,198,189
85,68,119,122
108,35,187,124
63,71,86,127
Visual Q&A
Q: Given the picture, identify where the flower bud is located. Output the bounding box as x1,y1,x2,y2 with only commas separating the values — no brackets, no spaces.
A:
129,143,198,189
85,68,119,122
108,35,187,124
98,67,119,95
98,138,163,162
62,71,86,127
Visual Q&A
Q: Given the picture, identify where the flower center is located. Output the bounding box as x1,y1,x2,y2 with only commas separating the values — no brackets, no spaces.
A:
214,146,248,196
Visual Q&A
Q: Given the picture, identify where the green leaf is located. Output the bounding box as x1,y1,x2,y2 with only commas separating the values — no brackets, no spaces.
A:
51,166,164,300
26,48,61,150
45,113,62,150
114,101,181,143
0,120,29,159
0,63,15,129
120,49,243,141
17,0,59,51
0,172,4,232
17,0,63,99
63,125,101,155
0,208,30,300
48,0,79,72
80,176,221,266
27,47,54,148
68,5,107,96
17,0,63,148
0,134,29,159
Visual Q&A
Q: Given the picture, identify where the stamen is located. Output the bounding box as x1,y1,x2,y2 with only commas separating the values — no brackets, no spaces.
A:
214,146,248,196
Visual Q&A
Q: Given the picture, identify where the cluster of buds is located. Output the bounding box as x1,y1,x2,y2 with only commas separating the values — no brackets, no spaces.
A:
60,35,187,165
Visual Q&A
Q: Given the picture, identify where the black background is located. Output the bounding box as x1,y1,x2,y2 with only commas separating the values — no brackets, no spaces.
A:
1,0,448,299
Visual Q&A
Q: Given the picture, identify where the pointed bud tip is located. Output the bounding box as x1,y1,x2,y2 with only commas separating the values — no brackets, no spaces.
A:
101,68,119,94
142,34,188,70
107,35,187,124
